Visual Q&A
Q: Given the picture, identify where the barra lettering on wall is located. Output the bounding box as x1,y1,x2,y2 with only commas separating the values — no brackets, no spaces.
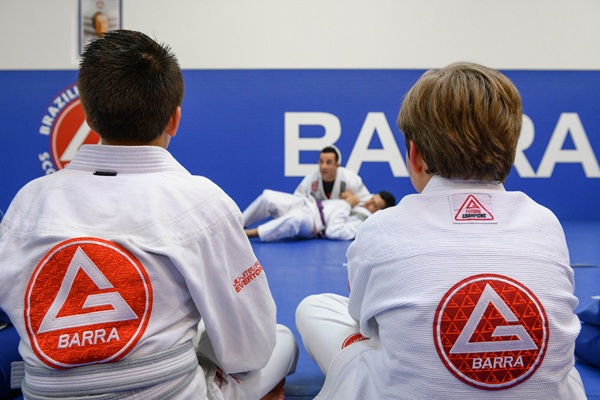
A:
284,112,600,178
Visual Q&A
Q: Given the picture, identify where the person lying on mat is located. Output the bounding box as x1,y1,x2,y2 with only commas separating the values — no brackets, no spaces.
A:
244,189,395,241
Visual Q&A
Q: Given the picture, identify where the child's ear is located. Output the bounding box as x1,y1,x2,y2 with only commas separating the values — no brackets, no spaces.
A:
166,106,182,137
408,140,425,174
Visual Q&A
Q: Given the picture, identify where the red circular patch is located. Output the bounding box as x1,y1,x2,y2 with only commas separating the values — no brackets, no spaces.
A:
50,98,100,170
433,274,548,390
25,238,152,369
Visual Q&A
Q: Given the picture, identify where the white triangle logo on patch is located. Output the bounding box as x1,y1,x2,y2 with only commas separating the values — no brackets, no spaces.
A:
37,246,138,334
449,283,537,354
452,193,495,223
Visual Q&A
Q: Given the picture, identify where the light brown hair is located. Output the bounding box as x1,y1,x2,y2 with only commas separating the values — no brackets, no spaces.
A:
397,62,522,182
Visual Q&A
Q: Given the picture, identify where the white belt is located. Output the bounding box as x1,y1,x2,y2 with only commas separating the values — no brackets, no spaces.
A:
12,341,198,399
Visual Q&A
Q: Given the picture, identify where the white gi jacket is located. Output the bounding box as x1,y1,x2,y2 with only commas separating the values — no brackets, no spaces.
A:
0,145,277,399
294,166,371,203
317,176,586,399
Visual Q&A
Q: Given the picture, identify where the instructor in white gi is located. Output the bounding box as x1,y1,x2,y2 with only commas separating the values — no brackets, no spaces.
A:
0,30,297,400
296,62,586,399
293,146,371,203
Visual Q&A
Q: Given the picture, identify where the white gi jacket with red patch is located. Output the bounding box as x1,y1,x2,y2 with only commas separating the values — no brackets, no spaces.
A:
0,145,277,399
316,176,586,399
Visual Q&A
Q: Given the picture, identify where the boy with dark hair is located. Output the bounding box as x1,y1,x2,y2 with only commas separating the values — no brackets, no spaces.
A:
296,62,586,399
0,30,297,400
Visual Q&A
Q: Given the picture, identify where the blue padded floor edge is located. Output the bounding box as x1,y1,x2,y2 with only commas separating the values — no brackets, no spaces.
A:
251,220,600,399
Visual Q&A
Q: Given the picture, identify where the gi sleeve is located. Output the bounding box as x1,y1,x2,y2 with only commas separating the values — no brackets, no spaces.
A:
172,193,277,374
343,169,370,203
324,201,361,241
354,179,372,204
345,215,383,339
294,173,314,198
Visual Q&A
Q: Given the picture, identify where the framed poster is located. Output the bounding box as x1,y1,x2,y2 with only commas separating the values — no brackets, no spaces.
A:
79,0,122,54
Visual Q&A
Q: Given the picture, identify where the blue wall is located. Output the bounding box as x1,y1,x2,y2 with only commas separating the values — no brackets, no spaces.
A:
1,70,599,221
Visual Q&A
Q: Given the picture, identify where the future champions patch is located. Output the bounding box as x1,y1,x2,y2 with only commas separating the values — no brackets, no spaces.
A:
451,193,496,223
433,274,548,390
25,238,153,369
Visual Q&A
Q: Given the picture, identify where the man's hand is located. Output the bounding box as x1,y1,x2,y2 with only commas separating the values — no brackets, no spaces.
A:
341,191,359,207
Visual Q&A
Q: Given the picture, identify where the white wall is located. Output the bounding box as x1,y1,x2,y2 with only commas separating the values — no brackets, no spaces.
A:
1,0,599,70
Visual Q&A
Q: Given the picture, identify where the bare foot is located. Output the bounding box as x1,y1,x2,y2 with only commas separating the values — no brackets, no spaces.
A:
245,228,259,238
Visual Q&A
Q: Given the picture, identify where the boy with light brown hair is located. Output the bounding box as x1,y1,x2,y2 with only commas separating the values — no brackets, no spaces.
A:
296,62,586,399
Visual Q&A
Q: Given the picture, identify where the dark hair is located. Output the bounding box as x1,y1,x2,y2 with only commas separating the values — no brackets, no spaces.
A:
320,146,341,163
78,30,184,144
378,191,396,209
397,62,522,182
